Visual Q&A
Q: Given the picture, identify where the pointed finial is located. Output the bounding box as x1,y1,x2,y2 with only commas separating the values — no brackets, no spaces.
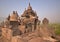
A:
27,0,32,10
28,0,30,6
29,0,30,3
29,2,30,6
25,8,26,10
13,11,15,14
7,14,10,20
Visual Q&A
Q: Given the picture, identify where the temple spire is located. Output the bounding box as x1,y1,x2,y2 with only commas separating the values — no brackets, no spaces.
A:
29,0,30,4
27,0,32,10
28,0,31,7
29,2,30,6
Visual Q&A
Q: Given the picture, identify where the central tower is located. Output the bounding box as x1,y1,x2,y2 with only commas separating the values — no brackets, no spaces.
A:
20,2,39,32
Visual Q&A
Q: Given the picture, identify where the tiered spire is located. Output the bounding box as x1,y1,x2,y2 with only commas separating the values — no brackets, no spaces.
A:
27,2,32,10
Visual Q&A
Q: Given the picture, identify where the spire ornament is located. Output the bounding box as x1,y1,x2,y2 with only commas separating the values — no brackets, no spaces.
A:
27,0,32,10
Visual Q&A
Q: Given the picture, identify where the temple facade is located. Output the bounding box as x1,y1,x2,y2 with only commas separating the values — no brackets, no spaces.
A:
1,3,40,36
0,3,57,42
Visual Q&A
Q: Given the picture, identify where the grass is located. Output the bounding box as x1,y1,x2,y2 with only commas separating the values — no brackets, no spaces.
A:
50,23,60,35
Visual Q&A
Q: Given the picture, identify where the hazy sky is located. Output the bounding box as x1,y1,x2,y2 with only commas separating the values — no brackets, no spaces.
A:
0,0,60,23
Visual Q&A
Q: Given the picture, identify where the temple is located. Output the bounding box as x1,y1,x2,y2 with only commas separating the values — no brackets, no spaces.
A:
0,2,58,42
4,3,40,35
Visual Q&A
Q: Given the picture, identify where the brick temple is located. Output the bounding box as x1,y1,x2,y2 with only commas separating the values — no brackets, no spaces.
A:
0,2,58,42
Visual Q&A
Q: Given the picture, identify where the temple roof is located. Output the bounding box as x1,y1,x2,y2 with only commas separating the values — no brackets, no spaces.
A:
21,3,37,17
10,11,19,21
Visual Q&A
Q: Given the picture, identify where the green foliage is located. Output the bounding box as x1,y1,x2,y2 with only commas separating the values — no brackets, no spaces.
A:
50,23,60,35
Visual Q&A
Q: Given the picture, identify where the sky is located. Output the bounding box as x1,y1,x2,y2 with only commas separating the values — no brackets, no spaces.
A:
0,0,60,23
